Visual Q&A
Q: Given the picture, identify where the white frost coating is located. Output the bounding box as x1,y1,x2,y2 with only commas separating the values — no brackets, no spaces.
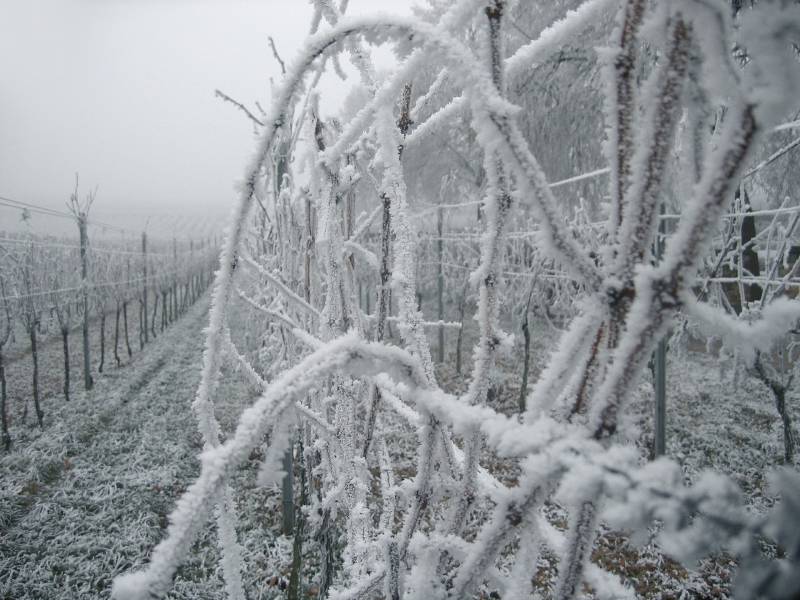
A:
216,490,245,600
191,5,356,456
290,15,600,288
321,0,487,167
685,296,800,366
256,410,295,487
372,98,452,586
585,565,636,600
524,301,603,422
314,0,376,92
169,16,391,596
294,403,339,444
612,9,691,283
589,99,760,438
407,0,618,153
657,101,758,283
375,105,436,380
506,0,618,76
309,12,391,586
242,255,320,317
112,333,433,598
372,374,422,426
110,572,151,600
373,375,505,502
410,68,449,121
349,203,382,243
600,0,647,253
114,2,800,597
363,315,463,330
223,327,267,389
404,96,466,150
237,290,302,332
486,110,602,286
503,516,542,599
448,5,514,538
675,0,738,104
343,240,379,270
738,4,800,128
448,453,562,598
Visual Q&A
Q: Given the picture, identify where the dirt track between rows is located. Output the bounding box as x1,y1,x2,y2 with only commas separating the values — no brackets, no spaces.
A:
0,297,219,599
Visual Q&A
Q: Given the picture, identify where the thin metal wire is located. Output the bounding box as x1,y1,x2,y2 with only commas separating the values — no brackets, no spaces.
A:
0,236,197,257
0,269,185,303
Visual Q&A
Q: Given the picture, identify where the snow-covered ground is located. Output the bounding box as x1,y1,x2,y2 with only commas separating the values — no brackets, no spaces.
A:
1,301,796,599
1,299,214,597
0,297,300,599
430,318,797,598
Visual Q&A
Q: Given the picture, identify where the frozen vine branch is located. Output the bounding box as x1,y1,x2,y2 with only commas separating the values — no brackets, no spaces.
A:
114,1,800,598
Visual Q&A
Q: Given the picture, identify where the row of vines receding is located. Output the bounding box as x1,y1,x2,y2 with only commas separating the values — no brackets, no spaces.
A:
0,180,219,451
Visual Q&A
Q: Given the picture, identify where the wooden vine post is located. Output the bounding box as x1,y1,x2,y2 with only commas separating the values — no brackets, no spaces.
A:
142,231,148,346
79,213,93,389
68,175,95,391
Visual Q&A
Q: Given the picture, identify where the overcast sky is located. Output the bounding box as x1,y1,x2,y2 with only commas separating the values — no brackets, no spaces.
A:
0,0,415,239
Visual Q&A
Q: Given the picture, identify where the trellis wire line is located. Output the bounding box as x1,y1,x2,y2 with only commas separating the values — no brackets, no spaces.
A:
413,168,612,217
547,166,610,189
422,260,578,281
0,194,203,240
416,204,799,226
361,314,463,329
0,236,199,257
420,231,539,241
0,270,184,303
702,276,800,288
422,260,799,289
420,207,800,242
773,120,800,132
742,136,800,180
660,204,800,221
0,195,134,236
0,196,74,219
413,199,483,212
409,130,796,219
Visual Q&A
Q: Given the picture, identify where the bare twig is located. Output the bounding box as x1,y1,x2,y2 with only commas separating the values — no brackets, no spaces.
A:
214,89,265,128
268,36,287,75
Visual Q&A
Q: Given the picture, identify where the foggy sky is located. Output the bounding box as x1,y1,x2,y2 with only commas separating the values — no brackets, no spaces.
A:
0,0,414,238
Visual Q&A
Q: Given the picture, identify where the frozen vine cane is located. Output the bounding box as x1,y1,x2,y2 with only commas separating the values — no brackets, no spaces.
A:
111,3,800,599
323,7,464,590
112,14,605,599
448,0,512,540
550,13,694,598
605,0,646,237
111,19,384,600
113,333,431,599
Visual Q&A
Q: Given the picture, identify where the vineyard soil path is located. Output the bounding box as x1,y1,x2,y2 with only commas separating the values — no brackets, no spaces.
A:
0,295,228,599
